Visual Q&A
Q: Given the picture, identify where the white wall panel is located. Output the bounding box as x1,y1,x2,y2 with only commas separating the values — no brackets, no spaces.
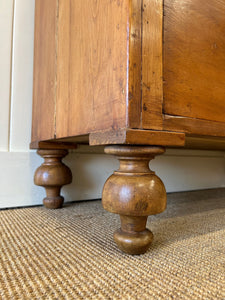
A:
152,153,225,193
10,0,35,151
0,0,14,151
0,151,44,208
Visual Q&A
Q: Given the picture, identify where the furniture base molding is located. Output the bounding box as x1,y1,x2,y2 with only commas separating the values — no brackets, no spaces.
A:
30,141,77,150
102,145,167,255
34,150,72,209
89,129,185,147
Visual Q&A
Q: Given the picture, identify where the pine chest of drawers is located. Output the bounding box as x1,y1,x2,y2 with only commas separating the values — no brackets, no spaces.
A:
31,0,225,254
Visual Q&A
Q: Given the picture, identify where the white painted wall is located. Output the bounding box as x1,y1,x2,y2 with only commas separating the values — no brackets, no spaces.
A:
0,0,225,209
0,0,14,151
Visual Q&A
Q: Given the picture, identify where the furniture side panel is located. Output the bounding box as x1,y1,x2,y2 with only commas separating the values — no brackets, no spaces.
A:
56,0,129,139
31,0,57,143
163,0,225,123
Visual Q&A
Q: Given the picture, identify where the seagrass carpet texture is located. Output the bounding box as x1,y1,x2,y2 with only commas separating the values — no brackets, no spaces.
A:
0,189,225,300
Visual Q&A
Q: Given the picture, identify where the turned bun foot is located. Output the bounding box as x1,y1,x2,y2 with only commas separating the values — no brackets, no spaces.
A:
43,195,64,209
114,216,154,255
102,146,167,255
34,150,72,209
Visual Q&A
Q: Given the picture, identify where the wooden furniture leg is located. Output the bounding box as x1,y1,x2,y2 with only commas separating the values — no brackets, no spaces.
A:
34,150,72,209
102,146,167,255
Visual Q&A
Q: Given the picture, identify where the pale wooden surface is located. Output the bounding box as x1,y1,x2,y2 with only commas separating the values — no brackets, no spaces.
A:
31,0,225,149
30,141,77,150
32,0,57,142
31,0,166,143
141,0,164,130
89,129,185,146
164,115,225,137
127,0,142,128
163,0,225,123
55,0,128,139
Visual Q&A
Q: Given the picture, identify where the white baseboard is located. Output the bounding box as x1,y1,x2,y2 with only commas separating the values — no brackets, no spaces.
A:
0,149,224,209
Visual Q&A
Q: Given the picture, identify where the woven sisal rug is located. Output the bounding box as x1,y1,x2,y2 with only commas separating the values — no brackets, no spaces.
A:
1,189,225,299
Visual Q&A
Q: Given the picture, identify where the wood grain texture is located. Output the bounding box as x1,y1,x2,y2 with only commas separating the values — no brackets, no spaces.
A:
102,145,166,254
141,0,164,129
163,0,225,123
89,129,185,146
127,0,142,128
55,0,129,139
34,150,72,209
31,0,57,142
125,129,184,146
164,115,225,137
90,129,127,146
31,0,225,152
30,141,77,150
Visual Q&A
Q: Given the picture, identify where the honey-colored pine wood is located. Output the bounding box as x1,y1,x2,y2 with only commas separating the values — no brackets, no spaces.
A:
32,0,57,142
32,0,225,149
142,0,164,129
34,150,72,209
163,0,225,123
164,115,225,137
55,0,128,138
89,129,185,146
31,0,167,145
127,0,142,128
30,141,77,150
31,0,225,254
102,146,167,254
